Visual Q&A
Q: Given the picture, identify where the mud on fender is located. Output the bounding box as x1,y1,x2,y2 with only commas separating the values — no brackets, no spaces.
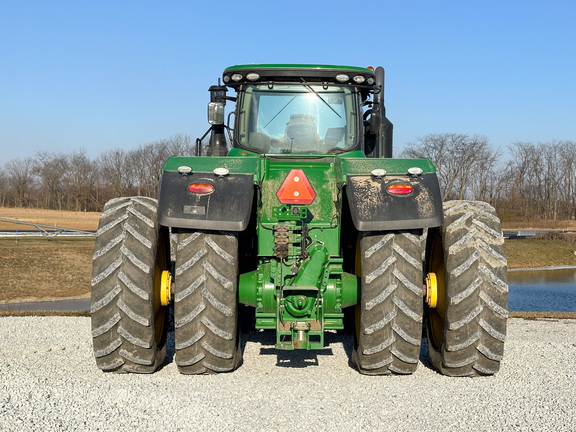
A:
345,173,443,231
158,171,254,231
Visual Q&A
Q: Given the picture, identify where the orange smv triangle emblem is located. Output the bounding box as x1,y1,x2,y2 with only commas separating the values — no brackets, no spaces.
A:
276,169,316,205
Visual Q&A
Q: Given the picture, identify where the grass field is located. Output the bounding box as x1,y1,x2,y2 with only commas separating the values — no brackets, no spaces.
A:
0,207,99,231
0,238,94,302
0,207,98,302
1,207,576,303
505,239,576,269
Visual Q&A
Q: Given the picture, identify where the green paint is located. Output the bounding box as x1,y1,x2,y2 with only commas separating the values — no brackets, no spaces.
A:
341,157,436,176
238,156,358,349
292,243,328,288
224,64,374,74
162,155,259,174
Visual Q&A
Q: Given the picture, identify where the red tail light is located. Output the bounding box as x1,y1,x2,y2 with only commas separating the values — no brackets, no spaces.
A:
187,183,215,195
277,169,316,204
387,183,413,195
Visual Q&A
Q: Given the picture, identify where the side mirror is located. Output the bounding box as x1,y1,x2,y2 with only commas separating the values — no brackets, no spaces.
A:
208,102,225,125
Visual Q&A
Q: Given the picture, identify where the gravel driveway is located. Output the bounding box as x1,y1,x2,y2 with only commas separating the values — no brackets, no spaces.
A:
1,317,574,431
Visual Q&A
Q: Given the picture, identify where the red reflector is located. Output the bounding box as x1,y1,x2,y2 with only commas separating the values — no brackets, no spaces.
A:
387,184,413,195
187,183,215,195
277,169,316,204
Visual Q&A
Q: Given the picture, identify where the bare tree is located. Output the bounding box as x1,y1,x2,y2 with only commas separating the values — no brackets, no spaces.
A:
166,133,194,155
129,134,194,198
130,141,164,197
468,147,506,204
401,133,504,202
504,140,576,221
34,151,68,210
67,150,98,211
558,141,576,220
0,170,8,206
97,149,135,201
4,157,36,207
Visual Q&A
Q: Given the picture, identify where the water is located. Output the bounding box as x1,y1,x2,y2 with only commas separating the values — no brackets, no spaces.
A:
508,268,576,312
1,270,575,313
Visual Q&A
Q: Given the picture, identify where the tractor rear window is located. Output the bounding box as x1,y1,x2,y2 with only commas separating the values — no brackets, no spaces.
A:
236,84,359,154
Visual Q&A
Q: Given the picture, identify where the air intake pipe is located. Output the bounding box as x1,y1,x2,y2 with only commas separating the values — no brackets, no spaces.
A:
374,67,393,158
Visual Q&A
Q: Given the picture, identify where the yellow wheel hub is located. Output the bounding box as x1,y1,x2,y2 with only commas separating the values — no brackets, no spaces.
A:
426,233,447,349
160,270,172,306
425,272,438,308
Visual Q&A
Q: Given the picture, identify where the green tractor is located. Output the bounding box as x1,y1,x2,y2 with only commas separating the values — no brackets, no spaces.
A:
90,64,508,376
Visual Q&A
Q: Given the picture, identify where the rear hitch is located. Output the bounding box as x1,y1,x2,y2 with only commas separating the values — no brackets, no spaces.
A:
292,321,311,349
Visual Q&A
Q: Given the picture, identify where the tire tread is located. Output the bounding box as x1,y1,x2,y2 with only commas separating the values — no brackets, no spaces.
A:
354,231,424,375
427,200,508,377
90,197,166,374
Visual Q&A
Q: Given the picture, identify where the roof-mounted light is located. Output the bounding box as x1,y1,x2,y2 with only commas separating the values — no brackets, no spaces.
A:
223,75,230,83
246,72,260,81
231,73,243,82
335,74,350,83
366,77,375,85
353,75,366,84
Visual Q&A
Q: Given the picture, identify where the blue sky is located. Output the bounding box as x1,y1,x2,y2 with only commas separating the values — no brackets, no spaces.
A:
1,0,575,165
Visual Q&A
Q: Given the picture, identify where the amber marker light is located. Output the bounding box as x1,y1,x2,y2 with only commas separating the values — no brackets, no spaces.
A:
187,183,215,195
387,183,413,195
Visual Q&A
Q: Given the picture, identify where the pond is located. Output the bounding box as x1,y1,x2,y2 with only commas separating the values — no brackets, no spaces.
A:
508,267,576,312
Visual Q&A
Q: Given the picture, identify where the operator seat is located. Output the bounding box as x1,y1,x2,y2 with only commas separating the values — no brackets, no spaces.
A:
284,114,318,152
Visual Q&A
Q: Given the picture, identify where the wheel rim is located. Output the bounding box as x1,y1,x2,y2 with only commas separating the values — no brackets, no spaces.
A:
153,230,169,346
427,233,446,349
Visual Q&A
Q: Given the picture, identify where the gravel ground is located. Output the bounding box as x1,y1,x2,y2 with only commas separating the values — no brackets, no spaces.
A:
1,317,575,431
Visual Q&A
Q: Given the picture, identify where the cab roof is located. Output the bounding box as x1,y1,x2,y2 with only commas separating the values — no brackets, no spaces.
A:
222,64,377,87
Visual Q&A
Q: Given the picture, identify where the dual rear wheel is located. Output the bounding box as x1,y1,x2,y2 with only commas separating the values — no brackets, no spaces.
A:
90,198,241,375
353,200,508,376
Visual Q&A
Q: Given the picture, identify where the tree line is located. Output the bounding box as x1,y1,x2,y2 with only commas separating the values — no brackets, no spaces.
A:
1,132,575,222
0,134,195,212
401,134,576,221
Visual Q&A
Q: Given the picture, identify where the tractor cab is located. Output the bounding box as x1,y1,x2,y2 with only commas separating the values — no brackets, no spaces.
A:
204,64,393,158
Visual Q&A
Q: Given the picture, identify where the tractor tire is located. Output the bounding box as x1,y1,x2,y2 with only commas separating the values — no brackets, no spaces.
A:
90,197,169,373
353,231,424,375
426,200,508,376
173,231,241,374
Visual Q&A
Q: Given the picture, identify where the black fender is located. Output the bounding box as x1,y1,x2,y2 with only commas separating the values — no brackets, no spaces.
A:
345,173,443,231
158,171,254,231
